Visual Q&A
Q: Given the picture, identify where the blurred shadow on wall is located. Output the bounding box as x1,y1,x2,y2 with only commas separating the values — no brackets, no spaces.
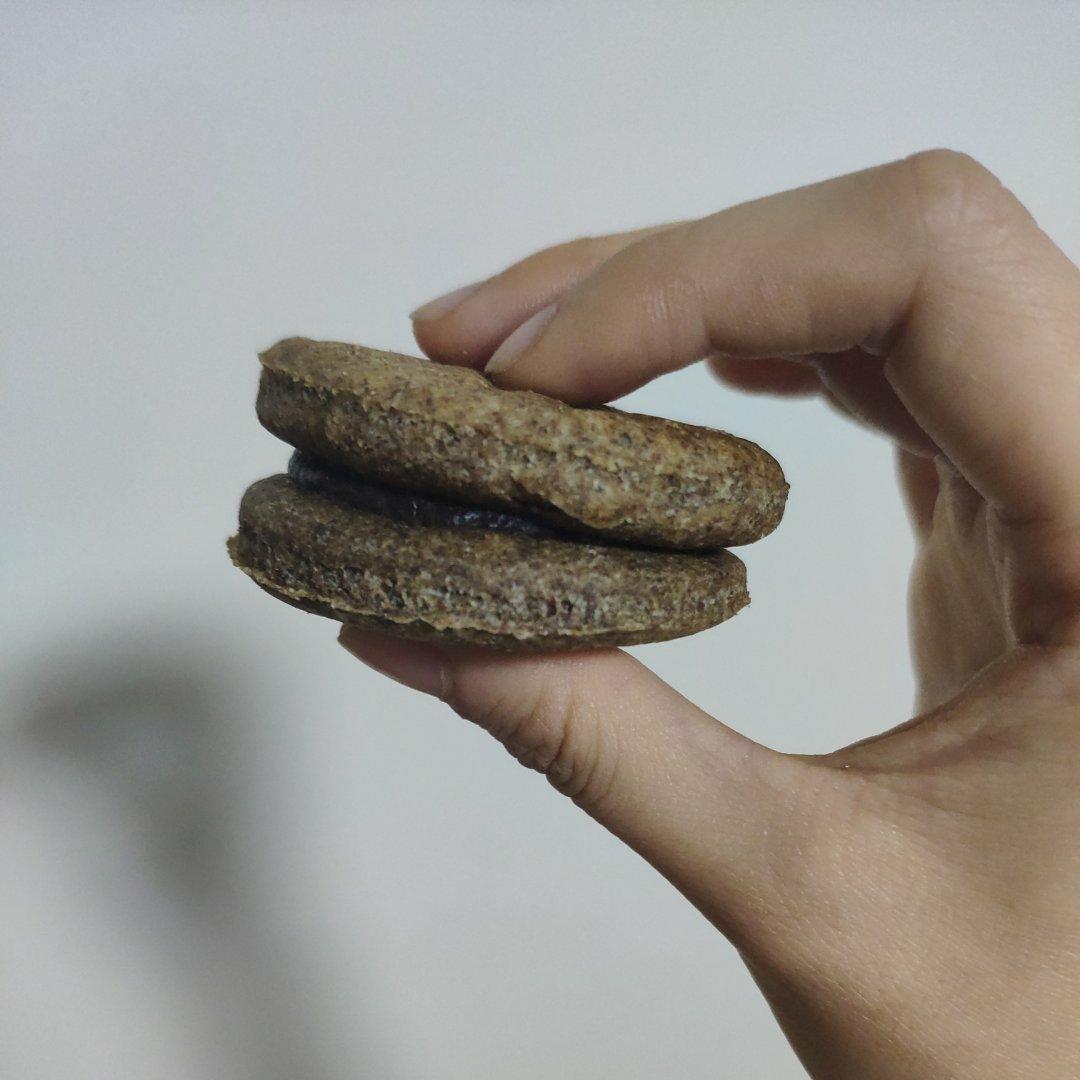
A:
8,614,390,1080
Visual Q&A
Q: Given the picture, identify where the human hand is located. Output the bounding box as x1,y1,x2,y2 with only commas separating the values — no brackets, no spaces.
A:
340,151,1080,1078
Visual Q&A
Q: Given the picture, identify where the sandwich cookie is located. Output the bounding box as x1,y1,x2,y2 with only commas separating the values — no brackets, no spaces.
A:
229,338,787,650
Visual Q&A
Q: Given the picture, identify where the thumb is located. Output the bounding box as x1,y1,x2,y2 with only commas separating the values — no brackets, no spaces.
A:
338,628,810,938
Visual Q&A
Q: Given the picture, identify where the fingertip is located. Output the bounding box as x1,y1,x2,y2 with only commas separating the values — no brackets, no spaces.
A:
410,281,484,324
411,312,485,368
484,304,558,379
337,626,448,697
409,231,644,374
411,287,559,372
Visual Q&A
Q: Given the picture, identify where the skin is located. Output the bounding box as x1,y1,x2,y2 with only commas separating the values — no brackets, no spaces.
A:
339,150,1080,1078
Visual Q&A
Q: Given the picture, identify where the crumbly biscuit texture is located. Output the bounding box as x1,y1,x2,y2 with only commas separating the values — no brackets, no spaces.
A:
257,337,787,549
229,475,749,650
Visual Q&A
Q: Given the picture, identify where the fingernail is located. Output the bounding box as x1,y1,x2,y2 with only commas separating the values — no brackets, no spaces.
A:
410,281,483,322
485,304,557,377
338,628,447,697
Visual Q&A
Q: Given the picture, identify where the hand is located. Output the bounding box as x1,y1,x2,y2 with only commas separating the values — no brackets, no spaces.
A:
340,150,1080,1078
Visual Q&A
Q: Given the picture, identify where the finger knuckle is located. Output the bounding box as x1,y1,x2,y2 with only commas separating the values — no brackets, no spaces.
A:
467,667,615,808
902,148,1028,248
507,677,588,790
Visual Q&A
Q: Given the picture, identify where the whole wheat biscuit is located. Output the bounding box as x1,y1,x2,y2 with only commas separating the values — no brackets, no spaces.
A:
256,337,787,550
229,475,749,650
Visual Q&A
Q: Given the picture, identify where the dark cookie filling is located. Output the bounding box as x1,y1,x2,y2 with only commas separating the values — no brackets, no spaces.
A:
288,451,580,542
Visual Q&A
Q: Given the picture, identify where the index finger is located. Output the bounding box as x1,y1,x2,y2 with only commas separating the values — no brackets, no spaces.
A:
485,151,1080,548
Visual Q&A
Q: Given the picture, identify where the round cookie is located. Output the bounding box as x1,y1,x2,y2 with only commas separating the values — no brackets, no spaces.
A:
229,475,749,650
256,337,787,550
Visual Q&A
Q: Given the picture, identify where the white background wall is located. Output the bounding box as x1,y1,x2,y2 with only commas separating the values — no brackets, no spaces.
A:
3,3,1078,1077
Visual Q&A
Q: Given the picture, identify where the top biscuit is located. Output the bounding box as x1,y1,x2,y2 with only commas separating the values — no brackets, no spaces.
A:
256,337,788,549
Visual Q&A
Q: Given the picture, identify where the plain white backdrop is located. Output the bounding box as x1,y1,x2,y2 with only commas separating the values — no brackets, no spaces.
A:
3,3,1078,1077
